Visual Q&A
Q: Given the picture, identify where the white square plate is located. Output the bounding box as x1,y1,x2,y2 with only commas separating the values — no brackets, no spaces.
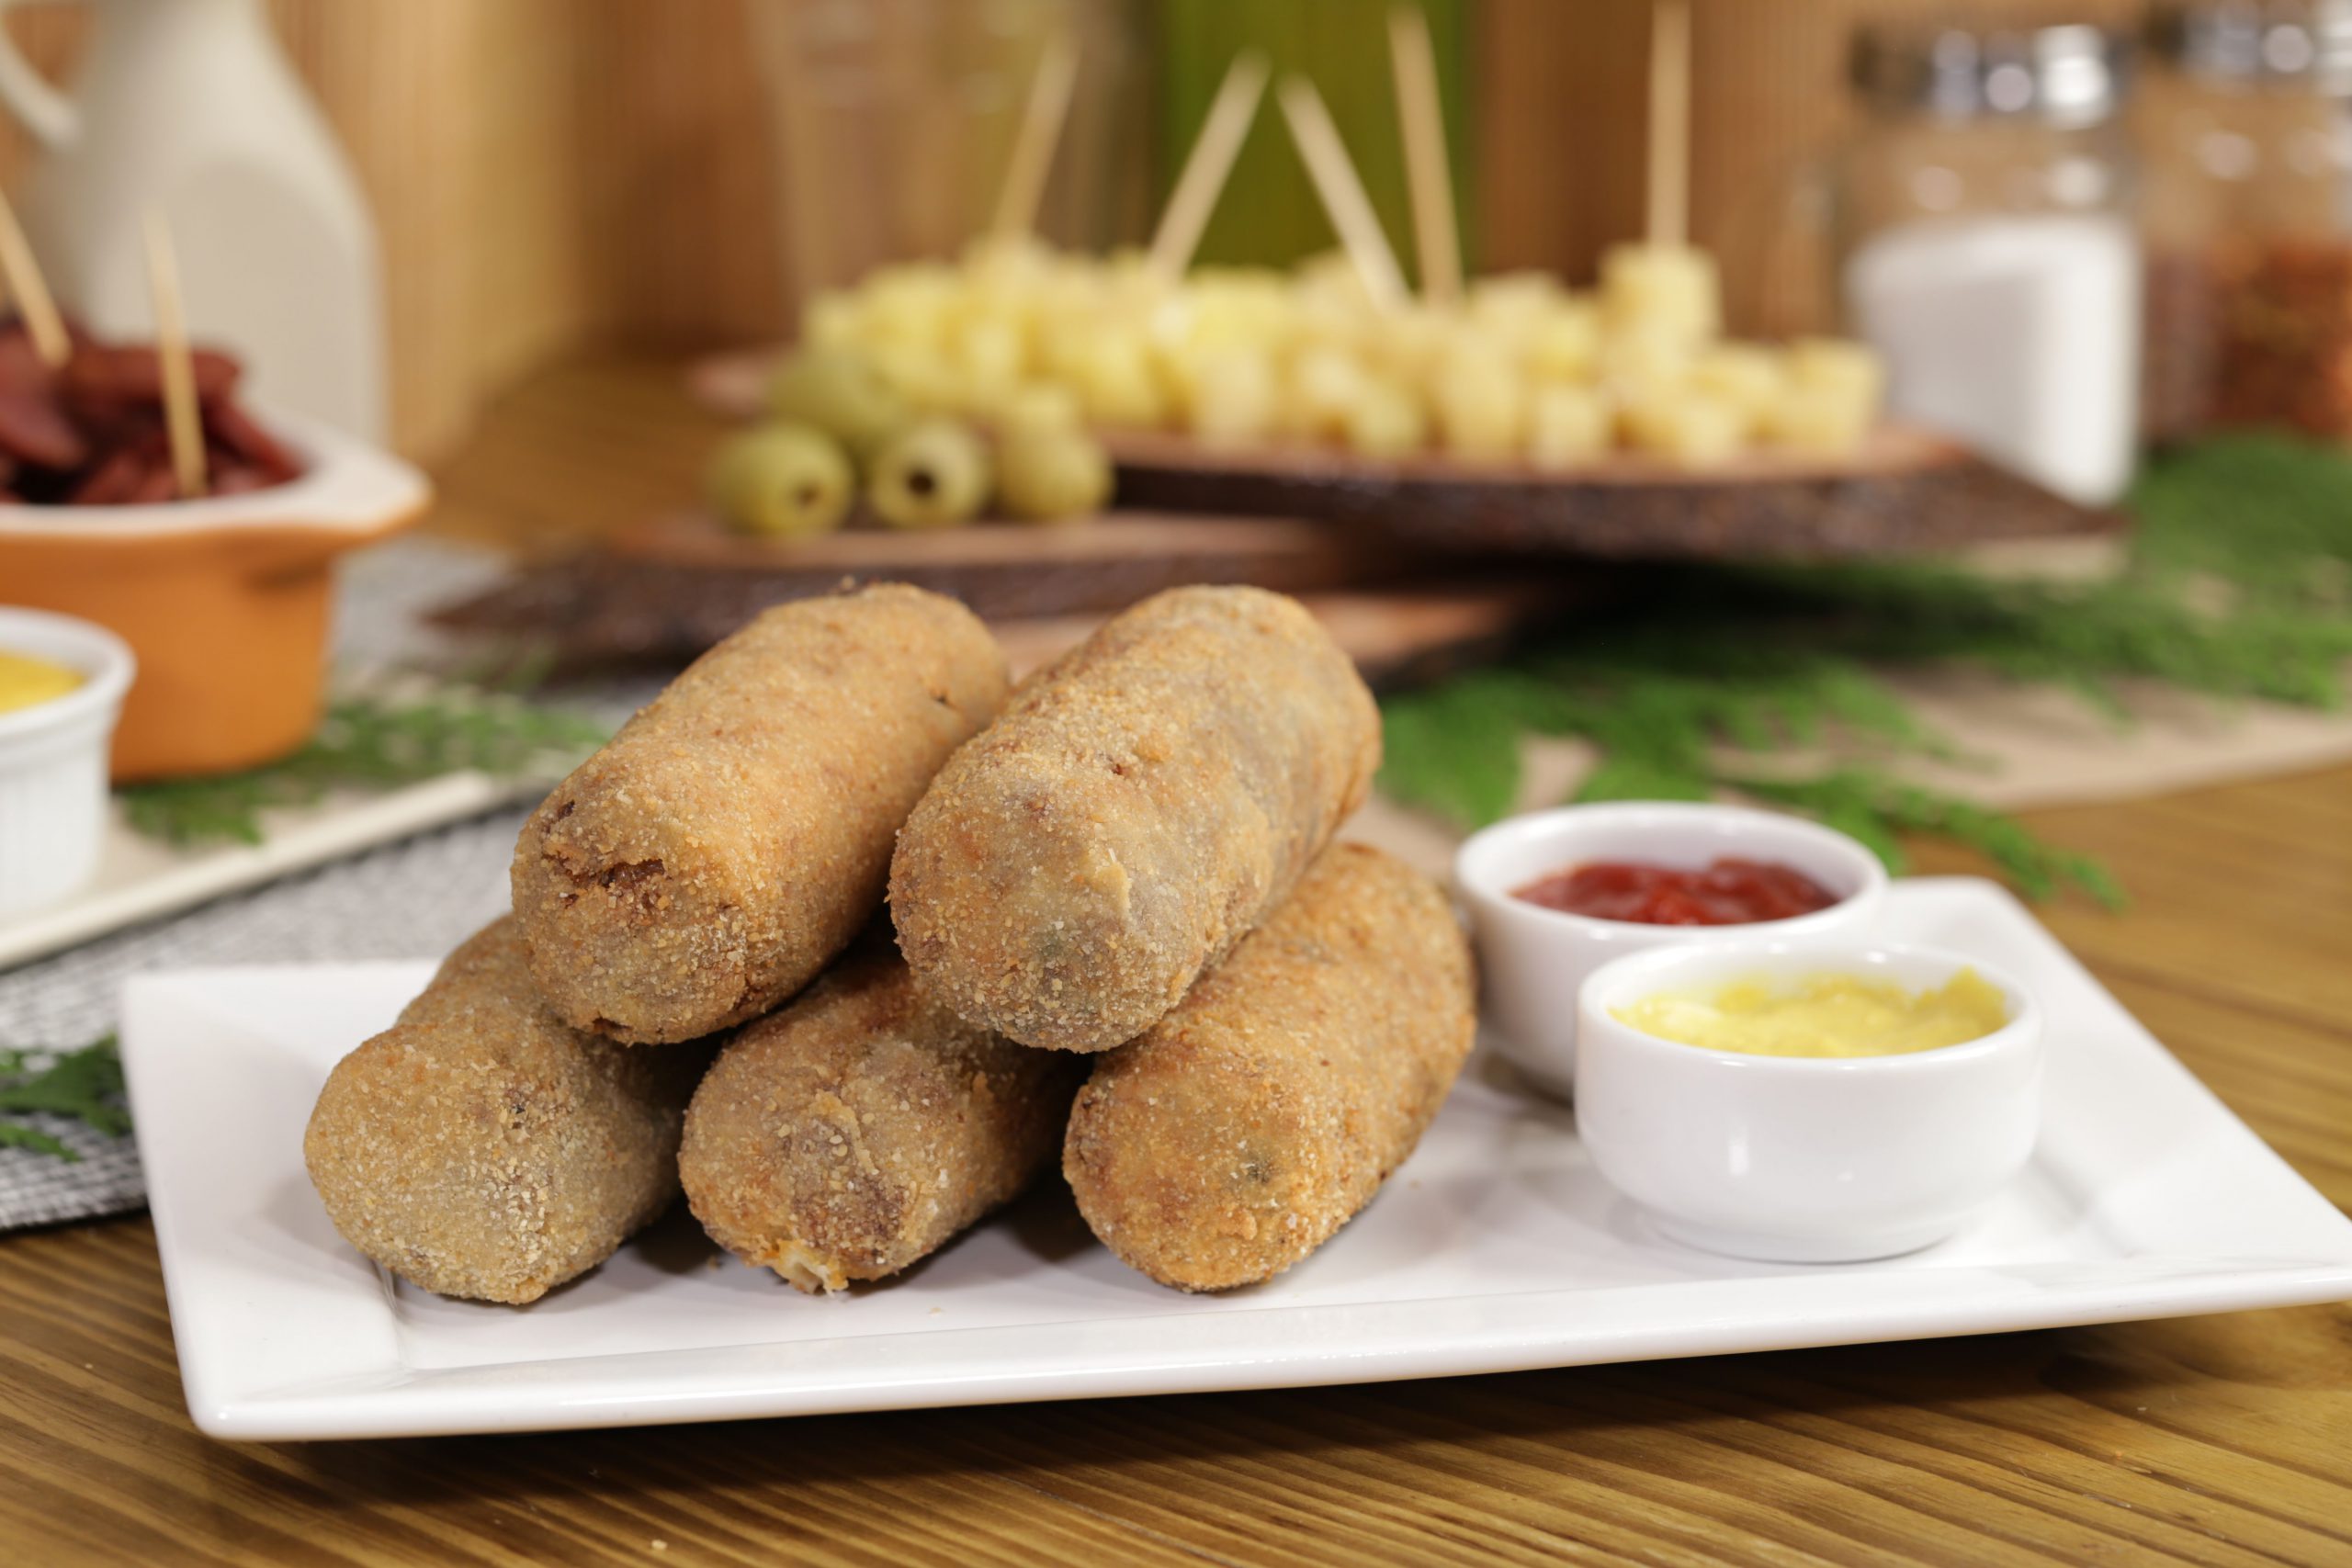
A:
125,877,2352,1441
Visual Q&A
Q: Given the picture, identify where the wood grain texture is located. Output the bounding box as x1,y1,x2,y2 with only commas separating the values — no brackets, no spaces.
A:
0,360,2348,1565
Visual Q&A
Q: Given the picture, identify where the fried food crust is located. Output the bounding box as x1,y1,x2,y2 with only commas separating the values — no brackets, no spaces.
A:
679,940,1084,1292
1063,843,1476,1292
889,585,1378,1054
512,583,1009,1043
301,919,711,1304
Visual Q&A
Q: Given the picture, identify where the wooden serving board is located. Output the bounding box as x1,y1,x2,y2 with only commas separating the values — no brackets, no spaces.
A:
429,506,1585,682
993,581,1588,689
432,507,1422,670
1103,423,2124,559
605,506,1407,609
434,570,1589,690
691,350,2122,562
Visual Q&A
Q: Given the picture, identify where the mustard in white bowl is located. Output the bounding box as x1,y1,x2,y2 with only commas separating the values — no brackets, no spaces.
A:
1611,968,2010,1059
1575,940,2043,1263
0,649,84,716
0,608,135,918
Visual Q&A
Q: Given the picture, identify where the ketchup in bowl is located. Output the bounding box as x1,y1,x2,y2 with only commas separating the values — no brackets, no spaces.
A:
1513,857,1840,926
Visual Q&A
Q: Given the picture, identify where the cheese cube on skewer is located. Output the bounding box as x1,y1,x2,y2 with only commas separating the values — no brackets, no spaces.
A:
1288,345,1374,442
1341,378,1429,459
1467,270,1567,332
1526,384,1613,470
1621,387,1746,466
1761,385,1873,455
1000,382,1083,439
1786,337,1884,408
1762,338,1884,455
1600,243,1720,349
1066,329,1169,429
1523,299,1602,383
1600,322,1695,404
1167,344,1279,446
1432,344,1527,460
1689,344,1787,434
946,315,1028,414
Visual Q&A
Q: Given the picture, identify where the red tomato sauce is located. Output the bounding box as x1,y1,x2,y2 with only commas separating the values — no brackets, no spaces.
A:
1513,857,1840,926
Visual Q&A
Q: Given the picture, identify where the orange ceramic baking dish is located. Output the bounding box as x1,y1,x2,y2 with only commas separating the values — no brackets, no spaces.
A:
0,412,430,782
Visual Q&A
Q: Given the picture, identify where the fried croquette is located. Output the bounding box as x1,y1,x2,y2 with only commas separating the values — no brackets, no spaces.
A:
302,919,712,1304
512,584,1009,1043
889,585,1379,1054
1063,843,1476,1292
679,939,1084,1292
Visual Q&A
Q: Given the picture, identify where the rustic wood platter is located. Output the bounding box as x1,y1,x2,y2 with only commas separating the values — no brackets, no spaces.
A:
605,505,1407,606
992,580,1588,688
429,506,1595,682
431,507,1431,671
1102,423,2123,560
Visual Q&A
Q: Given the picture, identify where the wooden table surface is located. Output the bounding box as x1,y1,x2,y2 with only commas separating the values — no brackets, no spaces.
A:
2,361,2347,1567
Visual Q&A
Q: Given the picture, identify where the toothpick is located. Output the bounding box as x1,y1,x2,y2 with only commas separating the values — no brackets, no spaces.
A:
0,186,68,367
1646,0,1691,249
143,211,207,500
1276,75,1408,312
990,33,1080,240
1147,51,1269,281
1387,6,1461,305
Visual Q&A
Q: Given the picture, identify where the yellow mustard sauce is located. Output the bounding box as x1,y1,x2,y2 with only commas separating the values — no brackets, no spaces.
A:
0,650,82,716
1612,969,2009,1058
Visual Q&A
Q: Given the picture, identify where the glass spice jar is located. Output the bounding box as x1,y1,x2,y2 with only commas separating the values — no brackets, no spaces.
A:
1832,21,2143,505
2139,1,2352,440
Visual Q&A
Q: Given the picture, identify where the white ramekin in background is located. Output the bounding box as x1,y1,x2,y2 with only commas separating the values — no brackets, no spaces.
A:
1576,939,2044,1263
1453,802,1888,1095
0,607,135,916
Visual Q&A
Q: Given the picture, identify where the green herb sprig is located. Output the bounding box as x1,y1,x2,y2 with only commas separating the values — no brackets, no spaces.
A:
119,683,609,849
0,1038,129,1161
1378,435,2352,905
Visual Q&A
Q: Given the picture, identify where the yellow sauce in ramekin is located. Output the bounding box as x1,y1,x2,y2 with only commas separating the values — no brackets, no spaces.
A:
0,650,82,716
1612,969,2009,1058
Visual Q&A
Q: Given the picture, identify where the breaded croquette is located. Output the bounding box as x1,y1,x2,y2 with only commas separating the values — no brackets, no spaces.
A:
303,919,711,1304
511,584,1009,1043
679,938,1085,1292
889,585,1379,1054
1063,843,1476,1292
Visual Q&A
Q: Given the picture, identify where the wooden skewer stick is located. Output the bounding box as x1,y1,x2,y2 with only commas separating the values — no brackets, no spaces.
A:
1147,50,1269,281
143,211,207,501
1646,0,1691,249
0,186,69,367
1277,75,1409,312
1387,6,1461,305
990,33,1080,241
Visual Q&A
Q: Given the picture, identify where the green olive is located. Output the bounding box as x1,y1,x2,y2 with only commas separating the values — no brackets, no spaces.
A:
707,423,854,539
996,427,1112,523
767,349,911,456
867,419,991,530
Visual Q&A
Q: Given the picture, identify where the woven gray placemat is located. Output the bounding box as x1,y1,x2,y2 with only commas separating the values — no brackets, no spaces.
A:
0,538,650,1232
0,809,526,1228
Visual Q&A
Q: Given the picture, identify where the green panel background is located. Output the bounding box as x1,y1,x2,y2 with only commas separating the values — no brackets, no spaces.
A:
1153,0,1476,281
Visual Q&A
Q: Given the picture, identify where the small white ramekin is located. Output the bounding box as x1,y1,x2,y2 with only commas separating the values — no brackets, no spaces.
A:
1576,940,2043,1263
0,607,135,916
1453,803,1888,1095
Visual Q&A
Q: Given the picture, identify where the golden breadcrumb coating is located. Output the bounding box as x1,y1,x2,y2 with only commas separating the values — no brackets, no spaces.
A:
679,938,1084,1292
889,585,1378,1054
511,583,1009,1043
302,919,712,1305
1064,843,1476,1292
